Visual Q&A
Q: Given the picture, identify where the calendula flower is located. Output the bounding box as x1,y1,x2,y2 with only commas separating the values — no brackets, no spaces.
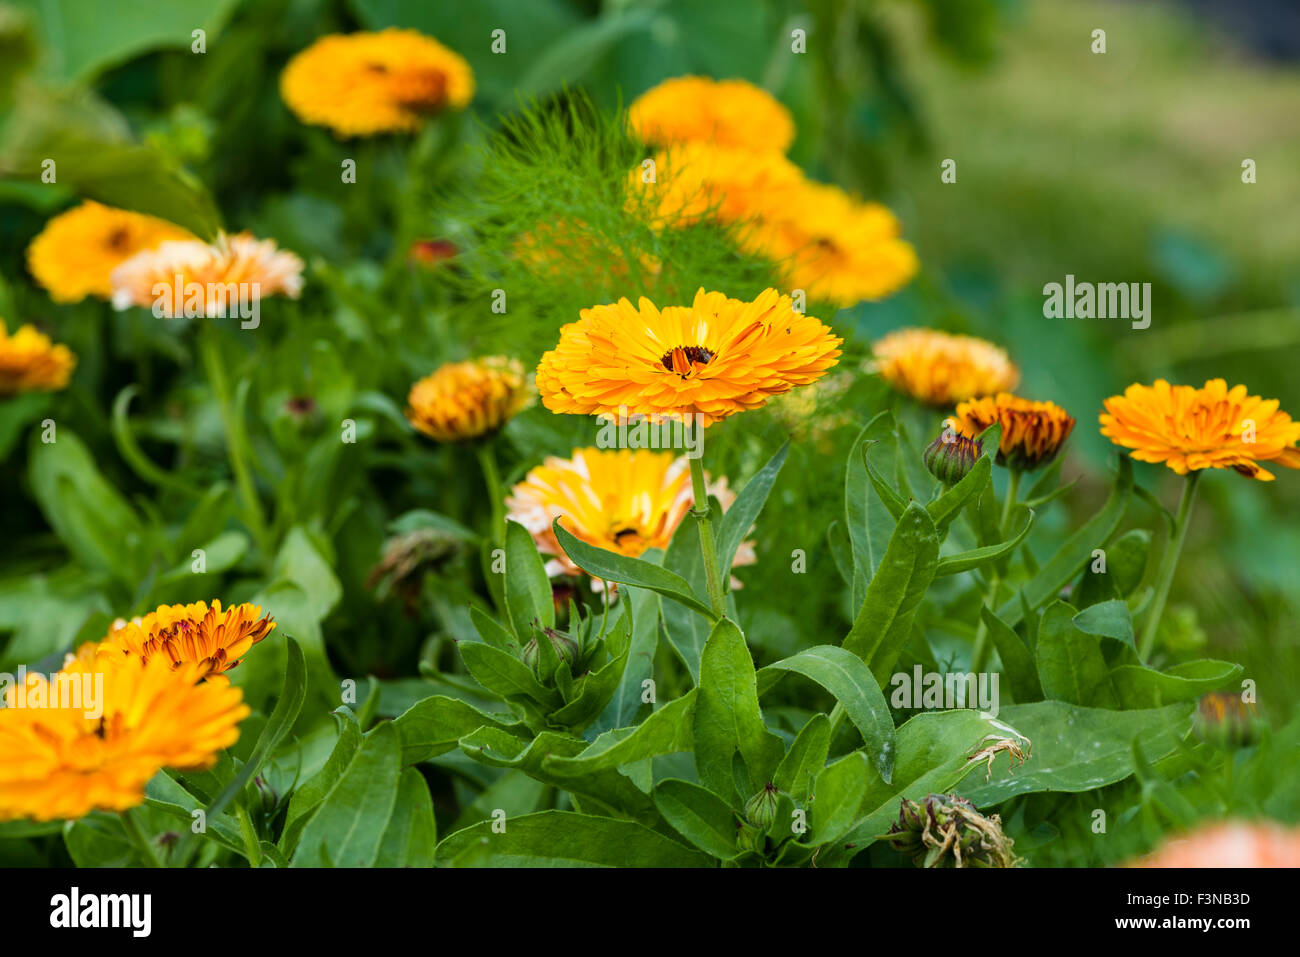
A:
628,76,795,153
505,447,753,581
280,29,474,137
0,321,76,396
110,232,304,316
871,328,1020,406
92,600,276,678
536,287,842,426
742,180,919,307
1100,379,1300,481
26,200,195,303
406,356,532,443
949,393,1076,471
631,143,804,229
1131,822,1300,868
0,657,249,821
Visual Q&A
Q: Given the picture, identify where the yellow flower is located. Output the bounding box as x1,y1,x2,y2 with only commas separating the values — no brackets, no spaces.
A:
536,287,842,426
949,393,1076,471
93,600,276,678
1100,378,1300,481
26,200,195,303
280,29,474,137
505,447,753,580
871,328,1020,406
0,656,249,821
628,76,795,153
109,232,304,316
743,180,919,307
631,143,804,229
0,321,76,396
406,356,533,443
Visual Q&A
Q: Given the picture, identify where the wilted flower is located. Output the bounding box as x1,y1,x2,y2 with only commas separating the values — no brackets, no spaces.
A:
536,287,841,426
0,320,76,396
367,528,463,612
884,794,1019,868
280,29,474,137
1100,378,1300,481
0,656,249,821
949,393,1076,471
628,75,795,153
110,232,305,315
923,428,984,485
504,447,754,582
92,600,276,678
405,356,532,443
26,200,194,303
871,328,1020,406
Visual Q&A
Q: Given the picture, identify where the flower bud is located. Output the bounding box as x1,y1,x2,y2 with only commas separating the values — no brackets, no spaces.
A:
743,782,782,831
521,625,581,674
923,427,983,485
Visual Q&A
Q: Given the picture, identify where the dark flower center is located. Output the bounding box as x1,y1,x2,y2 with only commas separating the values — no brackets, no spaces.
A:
660,346,715,374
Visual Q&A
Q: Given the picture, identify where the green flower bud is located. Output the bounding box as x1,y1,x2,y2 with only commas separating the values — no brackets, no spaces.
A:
923,427,983,486
521,625,580,674
883,793,1019,868
743,782,782,831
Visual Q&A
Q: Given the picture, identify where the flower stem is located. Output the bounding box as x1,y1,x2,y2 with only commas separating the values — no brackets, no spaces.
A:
120,807,163,868
688,454,727,620
235,804,262,868
971,468,1022,672
1000,469,1022,538
199,324,271,561
476,442,505,543
1138,471,1200,661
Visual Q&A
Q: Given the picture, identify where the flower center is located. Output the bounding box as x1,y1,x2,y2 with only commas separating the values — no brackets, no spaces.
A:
660,346,715,376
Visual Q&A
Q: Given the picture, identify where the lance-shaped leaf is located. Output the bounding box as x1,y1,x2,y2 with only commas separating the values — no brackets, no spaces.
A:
934,507,1034,577
542,691,696,776
1035,600,1119,708
435,811,711,867
693,619,785,805
926,452,991,537
503,519,553,637
391,695,525,765
845,411,899,606
757,645,895,783
654,779,743,861
554,518,714,619
980,606,1042,703
1111,659,1243,709
718,439,788,574
772,714,832,801
458,641,561,709
843,502,940,685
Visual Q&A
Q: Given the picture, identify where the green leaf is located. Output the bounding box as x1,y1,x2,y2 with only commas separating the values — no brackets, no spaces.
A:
469,604,518,654
693,619,784,805
843,502,940,685
436,810,710,867
458,641,561,709
554,518,714,619
1074,529,1152,607
861,442,907,521
757,645,895,783
926,453,991,536
660,517,712,683
806,751,870,845
374,767,438,867
280,709,363,856
773,713,832,801
718,439,788,575
845,412,899,606
1072,599,1138,657
1112,659,1244,709
1035,601,1119,708
654,779,742,860
290,722,401,867
392,694,524,765
980,606,1042,703
548,637,632,730
503,519,554,638
542,692,696,776
592,582,661,733
998,456,1133,626
933,507,1034,577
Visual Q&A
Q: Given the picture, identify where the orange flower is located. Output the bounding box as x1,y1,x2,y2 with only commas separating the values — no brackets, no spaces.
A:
406,356,533,443
628,76,795,153
871,328,1019,406
950,393,1076,471
94,600,275,678
0,320,76,395
1131,822,1300,868
536,287,842,426
1100,379,1300,481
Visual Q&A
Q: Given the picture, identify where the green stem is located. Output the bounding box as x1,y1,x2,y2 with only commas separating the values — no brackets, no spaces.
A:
1000,468,1022,538
1138,472,1200,661
971,469,1022,672
688,454,727,620
235,804,262,868
120,807,163,868
199,325,270,560
476,442,505,544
